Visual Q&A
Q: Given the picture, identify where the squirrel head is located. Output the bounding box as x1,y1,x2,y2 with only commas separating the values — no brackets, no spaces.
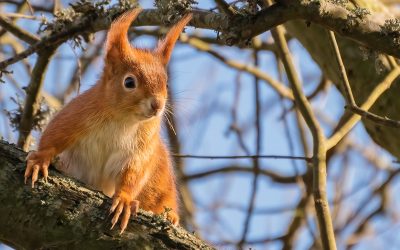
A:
101,9,192,121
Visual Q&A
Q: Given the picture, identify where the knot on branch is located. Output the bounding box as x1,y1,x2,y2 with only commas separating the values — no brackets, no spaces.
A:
154,0,197,25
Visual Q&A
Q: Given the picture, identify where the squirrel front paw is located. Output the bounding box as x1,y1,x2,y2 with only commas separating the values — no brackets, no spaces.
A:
166,210,179,226
109,192,139,234
25,150,52,188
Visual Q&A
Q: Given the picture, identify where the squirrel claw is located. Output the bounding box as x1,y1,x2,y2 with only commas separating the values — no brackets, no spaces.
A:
109,197,120,215
31,165,40,188
166,211,179,226
109,195,139,233
25,151,51,188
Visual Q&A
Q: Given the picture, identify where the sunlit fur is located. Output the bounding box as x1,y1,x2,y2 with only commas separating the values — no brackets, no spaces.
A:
25,9,192,230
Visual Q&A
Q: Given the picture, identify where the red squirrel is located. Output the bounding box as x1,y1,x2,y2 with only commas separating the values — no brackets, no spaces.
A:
24,8,192,233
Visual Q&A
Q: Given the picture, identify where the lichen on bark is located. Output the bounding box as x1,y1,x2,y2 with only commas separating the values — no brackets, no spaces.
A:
0,140,214,250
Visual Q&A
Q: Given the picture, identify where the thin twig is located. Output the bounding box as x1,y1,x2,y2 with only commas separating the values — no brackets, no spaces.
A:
224,202,296,215
0,26,75,70
238,48,262,248
328,30,400,129
229,72,251,154
0,14,39,44
1,0,54,12
346,105,400,127
328,31,356,106
180,34,295,100
282,193,312,249
307,76,330,101
274,52,319,248
184,165,299,184
268,2,336,248
337,169,400,236
1,12,42,20
60,37,105,102
326,68,400,149
172,154,311,161
387,55,398,69
24,0,35,15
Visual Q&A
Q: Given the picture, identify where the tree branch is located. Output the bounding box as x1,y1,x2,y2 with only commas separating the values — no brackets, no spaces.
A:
328,31,356,107
238,49,262,248
3,0,400,70
180,34,294,100
184,165,299,184
173,154,310,161
326,67,400,149
0,14,39,44
328,30,400,129
17,47,56,151
266,1,400,58
267,2,337,247
346,105,400,127
0,140,213,249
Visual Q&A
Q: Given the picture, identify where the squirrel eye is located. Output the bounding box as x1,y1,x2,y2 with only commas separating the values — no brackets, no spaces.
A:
124,76,136,89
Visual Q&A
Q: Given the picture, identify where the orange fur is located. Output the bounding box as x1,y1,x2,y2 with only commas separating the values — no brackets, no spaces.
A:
156,14,192,65
25,9,192,233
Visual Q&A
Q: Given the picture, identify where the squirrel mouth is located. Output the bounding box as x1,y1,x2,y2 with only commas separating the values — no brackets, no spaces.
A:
148,108,164,118
140,106,164,120
142,112,159,119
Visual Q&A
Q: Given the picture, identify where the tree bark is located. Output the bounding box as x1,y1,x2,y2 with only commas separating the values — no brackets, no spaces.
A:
0,140,213,250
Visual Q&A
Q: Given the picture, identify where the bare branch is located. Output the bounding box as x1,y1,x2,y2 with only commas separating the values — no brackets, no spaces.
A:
17,47,56,151
238,49,262,248
2,0,400,70
0,14,39,44
328,31,356,107
328,30,400,134
346,105,400,127
180,34,295,100
184,165,299,184
173,154,310,161
131,28,277,51
267,1,336,247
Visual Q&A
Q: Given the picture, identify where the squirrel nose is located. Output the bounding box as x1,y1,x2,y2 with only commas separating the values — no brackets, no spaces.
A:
150,99,162,112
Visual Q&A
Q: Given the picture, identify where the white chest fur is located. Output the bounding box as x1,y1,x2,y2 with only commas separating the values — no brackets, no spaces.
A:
58,121,139,197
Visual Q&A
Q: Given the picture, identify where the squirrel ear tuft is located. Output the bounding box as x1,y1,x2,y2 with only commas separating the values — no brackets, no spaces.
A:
105,8,142,60
155,14,192,65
